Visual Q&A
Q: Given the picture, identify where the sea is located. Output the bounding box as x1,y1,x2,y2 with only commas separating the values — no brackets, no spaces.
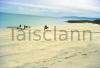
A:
0,12,68,28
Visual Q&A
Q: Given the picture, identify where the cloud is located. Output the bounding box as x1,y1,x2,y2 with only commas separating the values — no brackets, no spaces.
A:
0,0,100,17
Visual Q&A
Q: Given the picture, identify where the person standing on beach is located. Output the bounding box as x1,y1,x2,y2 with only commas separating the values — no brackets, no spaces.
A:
44,25,49,30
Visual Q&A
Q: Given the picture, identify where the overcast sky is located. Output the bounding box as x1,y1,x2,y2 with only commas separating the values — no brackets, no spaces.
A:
0,0,100,18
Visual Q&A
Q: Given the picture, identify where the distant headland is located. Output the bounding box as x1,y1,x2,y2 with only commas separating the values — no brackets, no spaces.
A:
65,19,100,25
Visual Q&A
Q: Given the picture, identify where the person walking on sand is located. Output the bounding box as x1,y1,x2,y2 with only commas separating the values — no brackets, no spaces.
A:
17,24,22,30
44,25,49,30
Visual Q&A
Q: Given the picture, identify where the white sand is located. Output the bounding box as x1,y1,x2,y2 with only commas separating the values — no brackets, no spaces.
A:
0,23,100,68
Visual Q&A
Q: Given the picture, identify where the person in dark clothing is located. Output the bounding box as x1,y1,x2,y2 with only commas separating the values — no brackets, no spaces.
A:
17,24,21,30
44,25,49,30
19,24,21,28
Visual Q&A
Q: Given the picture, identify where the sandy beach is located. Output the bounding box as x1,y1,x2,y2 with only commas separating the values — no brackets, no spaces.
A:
0,23,100,68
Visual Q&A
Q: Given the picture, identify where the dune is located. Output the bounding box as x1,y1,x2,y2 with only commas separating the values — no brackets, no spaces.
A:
0,23,100,68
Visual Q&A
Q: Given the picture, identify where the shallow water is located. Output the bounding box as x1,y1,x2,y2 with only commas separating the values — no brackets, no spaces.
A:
0,12,67,27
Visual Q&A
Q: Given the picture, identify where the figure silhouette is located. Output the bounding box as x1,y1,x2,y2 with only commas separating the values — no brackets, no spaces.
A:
44,25,49,30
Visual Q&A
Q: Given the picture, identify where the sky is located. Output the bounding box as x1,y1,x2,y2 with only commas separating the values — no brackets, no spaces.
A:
0,0,100,18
